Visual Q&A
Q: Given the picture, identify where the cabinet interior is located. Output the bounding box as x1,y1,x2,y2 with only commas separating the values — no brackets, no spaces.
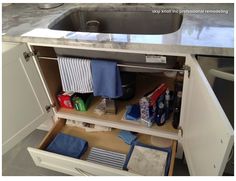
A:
32,46,185,136
39,119,174,154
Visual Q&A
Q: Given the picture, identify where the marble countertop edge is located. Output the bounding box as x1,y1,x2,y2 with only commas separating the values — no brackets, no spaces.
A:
2,34,233,57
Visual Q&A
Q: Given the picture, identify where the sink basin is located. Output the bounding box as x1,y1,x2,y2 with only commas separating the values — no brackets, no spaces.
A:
49,8,183,35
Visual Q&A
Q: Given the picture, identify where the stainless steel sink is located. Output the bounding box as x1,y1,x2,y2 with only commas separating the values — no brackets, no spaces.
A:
48,8,183,34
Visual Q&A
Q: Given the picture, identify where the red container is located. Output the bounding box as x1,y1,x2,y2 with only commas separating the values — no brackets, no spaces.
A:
57,92,74,109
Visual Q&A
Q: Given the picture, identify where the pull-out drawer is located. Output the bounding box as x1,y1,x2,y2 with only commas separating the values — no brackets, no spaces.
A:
28,119,176,176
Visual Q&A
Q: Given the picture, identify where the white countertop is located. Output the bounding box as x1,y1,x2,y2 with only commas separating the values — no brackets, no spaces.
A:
2,3,234,56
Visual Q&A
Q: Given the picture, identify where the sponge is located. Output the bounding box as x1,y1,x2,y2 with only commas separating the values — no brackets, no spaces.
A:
125,104,140,120
118,130,137,145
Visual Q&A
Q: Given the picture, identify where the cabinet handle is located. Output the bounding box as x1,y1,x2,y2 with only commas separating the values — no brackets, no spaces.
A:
178,126,183,137
209,68,234,82
74,168,92,176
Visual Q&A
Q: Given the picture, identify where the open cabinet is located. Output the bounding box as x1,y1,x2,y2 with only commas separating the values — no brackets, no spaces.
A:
180,55,234,175
2,43,54,154
2,42,234,176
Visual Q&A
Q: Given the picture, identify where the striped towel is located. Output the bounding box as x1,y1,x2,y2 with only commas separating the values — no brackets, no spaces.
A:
57,56,93,93
87,147,126,170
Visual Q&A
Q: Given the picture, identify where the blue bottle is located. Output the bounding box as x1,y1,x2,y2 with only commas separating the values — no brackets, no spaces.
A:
155,101,166,126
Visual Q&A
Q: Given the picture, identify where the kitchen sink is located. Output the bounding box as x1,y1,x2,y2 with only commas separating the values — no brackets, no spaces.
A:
48,8,183,35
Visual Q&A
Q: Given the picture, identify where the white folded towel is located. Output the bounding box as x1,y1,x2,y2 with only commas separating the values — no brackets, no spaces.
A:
57,56,93,93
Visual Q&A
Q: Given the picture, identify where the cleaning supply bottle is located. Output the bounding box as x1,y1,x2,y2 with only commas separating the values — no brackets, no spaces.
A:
155,102,166,126
164,89,171,119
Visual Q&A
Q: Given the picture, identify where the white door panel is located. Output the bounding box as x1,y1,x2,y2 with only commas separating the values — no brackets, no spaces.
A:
2,43,53,154
181,55,234,175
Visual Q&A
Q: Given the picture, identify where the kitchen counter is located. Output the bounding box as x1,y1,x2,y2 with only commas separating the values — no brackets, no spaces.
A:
2,3,234,56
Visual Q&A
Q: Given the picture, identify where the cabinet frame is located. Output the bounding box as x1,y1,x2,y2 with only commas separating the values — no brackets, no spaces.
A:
26,42,233,176
3,42,232,176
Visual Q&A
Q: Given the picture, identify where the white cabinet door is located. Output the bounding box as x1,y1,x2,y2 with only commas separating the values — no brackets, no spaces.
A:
2,42,53,154
180,55,234,175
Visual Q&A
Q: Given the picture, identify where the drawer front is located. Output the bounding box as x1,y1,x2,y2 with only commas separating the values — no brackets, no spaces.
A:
27,147,136,176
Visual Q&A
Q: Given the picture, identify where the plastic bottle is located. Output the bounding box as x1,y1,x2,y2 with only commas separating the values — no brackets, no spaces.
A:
172,91,182,129
164,89,170,119
155,102,166,126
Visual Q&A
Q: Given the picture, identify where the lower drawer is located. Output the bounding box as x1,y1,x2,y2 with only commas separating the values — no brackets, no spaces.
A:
28,119,176,176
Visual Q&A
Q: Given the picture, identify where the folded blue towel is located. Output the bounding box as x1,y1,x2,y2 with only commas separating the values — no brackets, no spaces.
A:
91,60,123,98
118,130,137,145
46,132,88,159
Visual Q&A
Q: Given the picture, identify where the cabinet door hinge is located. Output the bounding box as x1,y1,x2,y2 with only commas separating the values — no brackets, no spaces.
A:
182,65,191,78
45,104,56,113
23,51,39,62
178,126,183,137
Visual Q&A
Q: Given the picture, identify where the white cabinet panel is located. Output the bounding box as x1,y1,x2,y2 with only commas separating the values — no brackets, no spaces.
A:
28,147,136,176
2,43,53,154
181,55,234,175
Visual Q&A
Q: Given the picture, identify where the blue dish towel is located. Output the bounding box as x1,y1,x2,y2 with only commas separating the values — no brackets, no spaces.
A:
91,60,123,98
46,133,88,159
118,130,137,145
